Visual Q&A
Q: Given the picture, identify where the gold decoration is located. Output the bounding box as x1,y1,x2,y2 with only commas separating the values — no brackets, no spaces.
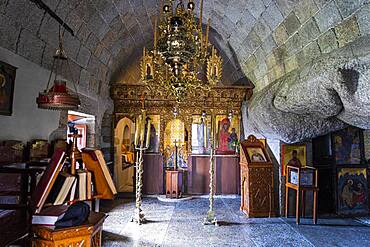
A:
141,0,222,101
112,83,251,155
141,47,154,82
206,47,222,85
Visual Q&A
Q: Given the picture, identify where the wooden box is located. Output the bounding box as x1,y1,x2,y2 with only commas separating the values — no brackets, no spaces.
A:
240,135,274,217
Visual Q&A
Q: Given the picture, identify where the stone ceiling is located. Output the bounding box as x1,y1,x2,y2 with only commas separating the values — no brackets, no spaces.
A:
1,0,370,142
1,0,367,89
0,0,352,91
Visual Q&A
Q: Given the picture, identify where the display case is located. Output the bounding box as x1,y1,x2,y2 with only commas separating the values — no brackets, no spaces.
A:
240,135,274,217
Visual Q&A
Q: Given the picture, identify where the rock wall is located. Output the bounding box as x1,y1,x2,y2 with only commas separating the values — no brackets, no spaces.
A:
243,1,370,91
246,35,370,143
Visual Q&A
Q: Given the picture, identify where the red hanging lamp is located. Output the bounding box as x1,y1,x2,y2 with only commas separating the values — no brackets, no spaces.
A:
37,27,80,110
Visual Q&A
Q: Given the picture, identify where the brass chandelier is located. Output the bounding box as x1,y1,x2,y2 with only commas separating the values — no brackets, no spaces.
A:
141,0,222,101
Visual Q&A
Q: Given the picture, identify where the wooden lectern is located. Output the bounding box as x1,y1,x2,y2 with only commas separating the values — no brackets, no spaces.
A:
240,135,274,217
166,170,183,198
285,165,318,224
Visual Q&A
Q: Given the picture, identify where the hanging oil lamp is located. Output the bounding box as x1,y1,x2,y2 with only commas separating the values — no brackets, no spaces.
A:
36,27,80,110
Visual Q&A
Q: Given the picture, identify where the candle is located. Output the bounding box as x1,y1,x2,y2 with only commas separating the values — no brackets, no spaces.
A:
199,0,203,31
203,119,207,148
134,116,140,146
154,17,158,53
210,111,215,147
145,119,151,148
205,18,210,52
140,111,146,146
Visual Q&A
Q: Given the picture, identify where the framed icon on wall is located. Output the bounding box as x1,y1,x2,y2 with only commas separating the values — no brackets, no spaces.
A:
281,144,307,176
215,115,240,155
337,168,368,215
332,127,362,165
0,61,17,116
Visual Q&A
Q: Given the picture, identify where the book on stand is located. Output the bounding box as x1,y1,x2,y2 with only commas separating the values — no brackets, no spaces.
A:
82,148,117,199
32,205,69,225
31,149,66,214
46,173,76,205
31,147,116,226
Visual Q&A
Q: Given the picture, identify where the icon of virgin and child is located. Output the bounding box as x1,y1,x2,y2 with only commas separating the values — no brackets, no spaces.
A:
218,117,238,154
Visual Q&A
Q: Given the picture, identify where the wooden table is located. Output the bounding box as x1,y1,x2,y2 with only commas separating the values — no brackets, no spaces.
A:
165,170,183,198
32,212,106,247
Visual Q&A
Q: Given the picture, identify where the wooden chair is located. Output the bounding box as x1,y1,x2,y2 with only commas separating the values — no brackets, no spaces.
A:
0,162,46,246
285,166,318,224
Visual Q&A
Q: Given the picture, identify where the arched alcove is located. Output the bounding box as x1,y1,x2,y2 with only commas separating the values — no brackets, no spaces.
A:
114,117,135,192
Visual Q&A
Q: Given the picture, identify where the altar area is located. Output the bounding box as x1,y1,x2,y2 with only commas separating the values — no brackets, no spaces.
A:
111,84,252,195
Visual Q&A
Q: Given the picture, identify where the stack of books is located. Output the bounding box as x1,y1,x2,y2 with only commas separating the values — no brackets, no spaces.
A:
31,148,117,226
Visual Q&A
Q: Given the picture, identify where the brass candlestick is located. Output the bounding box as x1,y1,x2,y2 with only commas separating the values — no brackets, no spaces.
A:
131,108,151,225
204,110,218,226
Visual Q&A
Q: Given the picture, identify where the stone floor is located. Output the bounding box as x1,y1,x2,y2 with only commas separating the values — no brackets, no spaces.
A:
100,197,370,247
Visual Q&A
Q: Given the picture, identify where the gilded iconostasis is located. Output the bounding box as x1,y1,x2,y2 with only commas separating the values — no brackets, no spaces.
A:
111,84,252,192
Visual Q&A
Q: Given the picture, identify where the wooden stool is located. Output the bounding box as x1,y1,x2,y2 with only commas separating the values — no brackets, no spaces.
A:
285,166,318,225
166,170,182,198
32,212,105,246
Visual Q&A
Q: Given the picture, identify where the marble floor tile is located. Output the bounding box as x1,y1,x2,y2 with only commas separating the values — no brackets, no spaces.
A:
101,197,370,247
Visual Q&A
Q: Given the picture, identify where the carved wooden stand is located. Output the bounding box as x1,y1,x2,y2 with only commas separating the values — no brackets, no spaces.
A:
166,170,183,198
32,212,105,247
240,135,274,217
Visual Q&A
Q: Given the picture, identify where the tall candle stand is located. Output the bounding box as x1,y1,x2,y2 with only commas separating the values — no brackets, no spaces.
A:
203,111,218,226
131,108,151,225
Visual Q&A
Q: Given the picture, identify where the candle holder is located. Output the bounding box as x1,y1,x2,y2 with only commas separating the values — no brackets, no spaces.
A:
203,111,218,226
131,108,151,225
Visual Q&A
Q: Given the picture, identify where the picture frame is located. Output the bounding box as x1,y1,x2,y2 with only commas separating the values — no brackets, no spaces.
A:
246,147,267,162
215,115,240,155
363,130,370,163
332,127,362,165
191,115,211,154
146,115,160,153
337,168,368,215
288,168,315,187
281,143,307,176
0,61,17,116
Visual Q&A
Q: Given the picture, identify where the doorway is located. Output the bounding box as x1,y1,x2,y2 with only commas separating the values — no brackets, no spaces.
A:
67,110,96,150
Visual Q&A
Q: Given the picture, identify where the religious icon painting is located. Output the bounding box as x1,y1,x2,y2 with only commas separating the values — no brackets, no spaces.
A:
363,130,370,163
281,144,307,176
0,61,17,116
246,147,267,163
215,115,240,155
164,119,187,168
146,115,160,153
337,168,368,215
258,138,266,147
332,127,361,165
191,115,211,154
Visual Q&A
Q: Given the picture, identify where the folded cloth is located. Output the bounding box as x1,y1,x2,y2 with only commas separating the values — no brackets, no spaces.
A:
55,201,90,228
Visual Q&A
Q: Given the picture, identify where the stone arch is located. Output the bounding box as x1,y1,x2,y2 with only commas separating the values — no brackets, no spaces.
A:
114,117,135,192
101,110,113,162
